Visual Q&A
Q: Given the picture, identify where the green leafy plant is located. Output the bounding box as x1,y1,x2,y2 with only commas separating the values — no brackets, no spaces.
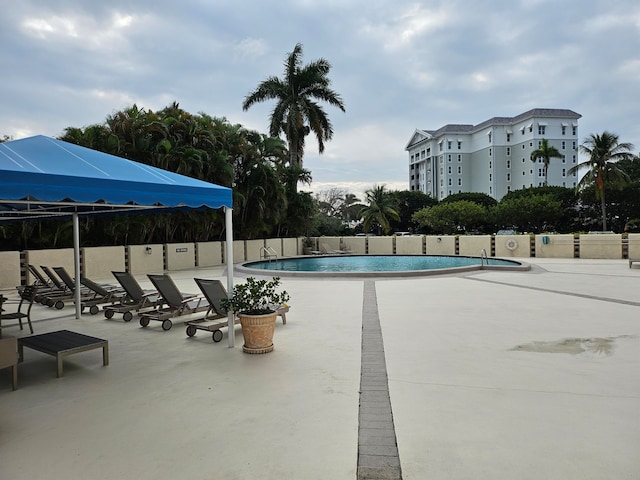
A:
220,277,290,315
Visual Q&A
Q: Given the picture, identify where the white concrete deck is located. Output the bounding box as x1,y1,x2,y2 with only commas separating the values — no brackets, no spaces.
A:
1,258,639,479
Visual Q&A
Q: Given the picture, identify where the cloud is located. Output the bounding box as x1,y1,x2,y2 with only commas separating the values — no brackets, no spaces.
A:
1,0,638,198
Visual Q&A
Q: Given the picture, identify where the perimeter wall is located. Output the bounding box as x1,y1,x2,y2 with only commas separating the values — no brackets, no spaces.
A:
1,234,638,289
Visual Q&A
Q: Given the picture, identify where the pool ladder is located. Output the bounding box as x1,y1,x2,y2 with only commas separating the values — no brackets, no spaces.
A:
480,248,489,267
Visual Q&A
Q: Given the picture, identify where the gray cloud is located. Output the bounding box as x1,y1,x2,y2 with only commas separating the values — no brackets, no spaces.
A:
1,0,638,194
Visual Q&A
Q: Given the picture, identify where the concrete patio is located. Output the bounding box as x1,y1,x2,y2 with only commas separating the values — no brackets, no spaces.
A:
1,258,639,479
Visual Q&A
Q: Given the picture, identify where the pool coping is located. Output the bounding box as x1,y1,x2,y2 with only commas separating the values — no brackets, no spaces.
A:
234,255,531,278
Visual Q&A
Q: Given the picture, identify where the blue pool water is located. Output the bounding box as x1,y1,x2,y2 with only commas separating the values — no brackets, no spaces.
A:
238,255,526,277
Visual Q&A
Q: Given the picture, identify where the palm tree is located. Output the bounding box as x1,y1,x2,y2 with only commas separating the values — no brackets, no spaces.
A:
242,43,345,191
530,138,563,186
358,185,400,235
568,131,634,231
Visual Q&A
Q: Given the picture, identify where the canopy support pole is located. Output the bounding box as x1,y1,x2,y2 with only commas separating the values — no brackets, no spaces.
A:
73,213,81,319
224,206,234,348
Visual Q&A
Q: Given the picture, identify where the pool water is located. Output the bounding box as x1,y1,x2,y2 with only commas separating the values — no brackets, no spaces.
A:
239,255,527,277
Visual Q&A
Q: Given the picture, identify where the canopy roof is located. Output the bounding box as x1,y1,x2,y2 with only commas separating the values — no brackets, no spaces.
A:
0,135,232,221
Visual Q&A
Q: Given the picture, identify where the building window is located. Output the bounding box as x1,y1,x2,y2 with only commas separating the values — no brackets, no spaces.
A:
489,148,492,156
507,133,511,142
506,147,511,156
448,166,452,174
538,168,544,176
457,154,461,162
572,141,577,150
506,160,511,169
572,155,576,163
447,141,452,150
457,141,462,149
489,174,492,181
448,178,452,186
562,155,566,163
572,126,577,135
506,173,511,181
538,140,542,147
562,125,567,135
528,124,533,133
457,166,462,174
522,144,525,150
562,168,566,177
488,132,492,143
530,142,533,147
457,178,462,186
538,125,546,135
489,161,492,169
438,142,443,152
561,141,566,150
448,155,452,162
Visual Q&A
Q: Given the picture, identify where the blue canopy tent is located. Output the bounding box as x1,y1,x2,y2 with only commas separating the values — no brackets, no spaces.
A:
0,135,237,346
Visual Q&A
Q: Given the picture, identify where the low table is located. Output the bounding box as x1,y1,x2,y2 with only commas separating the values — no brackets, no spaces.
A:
18,330,109,378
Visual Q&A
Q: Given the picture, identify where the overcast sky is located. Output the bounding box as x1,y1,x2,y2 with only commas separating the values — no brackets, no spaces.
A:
1,0,638,198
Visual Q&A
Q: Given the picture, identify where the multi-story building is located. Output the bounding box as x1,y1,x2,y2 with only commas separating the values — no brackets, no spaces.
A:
406,108,582,200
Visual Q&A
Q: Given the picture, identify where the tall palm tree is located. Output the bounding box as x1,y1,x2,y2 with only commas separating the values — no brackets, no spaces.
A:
358,185,400,235
530,138,563,186
568,131,634,231
242,43,345,191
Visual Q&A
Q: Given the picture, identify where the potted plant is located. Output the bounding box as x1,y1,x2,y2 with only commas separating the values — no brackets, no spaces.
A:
302,236,315,255
220,277,290,354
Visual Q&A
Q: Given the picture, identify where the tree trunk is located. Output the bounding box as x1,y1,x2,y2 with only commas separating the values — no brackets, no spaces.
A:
600,188,607,231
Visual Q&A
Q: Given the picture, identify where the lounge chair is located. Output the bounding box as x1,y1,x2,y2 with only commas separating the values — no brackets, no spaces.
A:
37,266,75,309
139,274,209,331
20,264,61,301
104,271,164,322
78,277,128,315
49,266,99,309
184,278,289,343
0,285,37,338
321,242,350,255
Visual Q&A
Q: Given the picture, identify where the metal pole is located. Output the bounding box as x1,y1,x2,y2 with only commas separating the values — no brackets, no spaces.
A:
73,213,81,319
224,206,234,348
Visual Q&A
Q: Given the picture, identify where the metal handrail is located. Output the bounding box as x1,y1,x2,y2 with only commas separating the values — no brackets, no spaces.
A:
480,248,488,267
260,246,278,262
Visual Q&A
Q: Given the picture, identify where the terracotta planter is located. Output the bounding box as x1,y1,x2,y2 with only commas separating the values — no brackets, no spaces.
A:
239,311,278,354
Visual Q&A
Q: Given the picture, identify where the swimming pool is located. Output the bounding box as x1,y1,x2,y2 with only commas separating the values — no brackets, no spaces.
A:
235,255,530,278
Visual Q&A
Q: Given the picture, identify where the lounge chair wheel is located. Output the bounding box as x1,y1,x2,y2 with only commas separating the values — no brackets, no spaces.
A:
123,311,133,322
162,319,172,331
104,309,115,319
46,298,54,307
90,305,100,315
140,316,150,327
55,300,64,310
41,298,49,305
212,329,223,343
186,325,197,337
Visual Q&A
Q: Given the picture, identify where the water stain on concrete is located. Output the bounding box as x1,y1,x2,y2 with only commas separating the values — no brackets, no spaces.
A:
511,335,635,356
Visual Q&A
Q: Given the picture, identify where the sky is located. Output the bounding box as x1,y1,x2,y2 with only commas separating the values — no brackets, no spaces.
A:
1,0,639,199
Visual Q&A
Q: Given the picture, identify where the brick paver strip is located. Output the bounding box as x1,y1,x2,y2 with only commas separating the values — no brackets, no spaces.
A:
358,281,402,479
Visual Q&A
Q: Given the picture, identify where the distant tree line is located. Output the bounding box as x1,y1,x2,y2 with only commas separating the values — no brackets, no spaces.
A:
314,132,639,237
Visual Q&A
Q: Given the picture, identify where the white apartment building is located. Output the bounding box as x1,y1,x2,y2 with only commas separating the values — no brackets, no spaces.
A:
406,108,582,200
